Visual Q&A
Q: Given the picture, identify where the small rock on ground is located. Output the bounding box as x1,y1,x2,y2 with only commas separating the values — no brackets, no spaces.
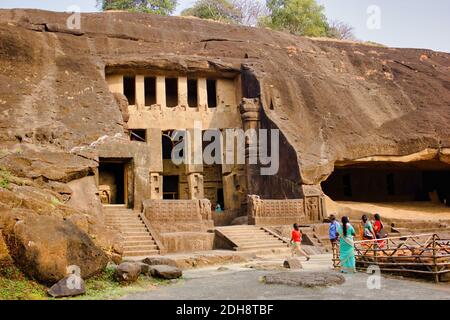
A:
47,275,86,298
115,262,142,283
150,265,182,279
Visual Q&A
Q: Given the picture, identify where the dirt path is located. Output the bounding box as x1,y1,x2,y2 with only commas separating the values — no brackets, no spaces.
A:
121,255,450,300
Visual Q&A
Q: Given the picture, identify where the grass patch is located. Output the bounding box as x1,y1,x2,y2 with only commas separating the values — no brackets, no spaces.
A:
0,168,11,189
0,260,47,300
0,263,174,300
69,265,172,300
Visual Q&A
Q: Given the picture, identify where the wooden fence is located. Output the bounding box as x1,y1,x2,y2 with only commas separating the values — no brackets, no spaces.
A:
332,233,450,283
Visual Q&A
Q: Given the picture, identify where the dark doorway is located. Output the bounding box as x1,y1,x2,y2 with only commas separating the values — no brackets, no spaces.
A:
217,188,225,210
123,76,136,105
188,79,198,108
145,77,156,106
99,161,126,204
165,78,178,108
163,175,179,199
207,79,217,108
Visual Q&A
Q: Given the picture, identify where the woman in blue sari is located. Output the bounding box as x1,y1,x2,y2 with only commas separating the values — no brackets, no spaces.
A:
336,216,356,273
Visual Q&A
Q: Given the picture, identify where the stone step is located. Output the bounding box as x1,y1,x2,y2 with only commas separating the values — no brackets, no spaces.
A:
123,244,158,251
229,238,284,244
108,224,145,229
119,225,147,232
226,234,279,240
121,231,150,236
124,240,156,246
236,244,286,251
123,250,159,257
123,235,154,241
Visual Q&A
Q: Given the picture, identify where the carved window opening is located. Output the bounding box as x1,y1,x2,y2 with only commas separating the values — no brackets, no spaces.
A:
123,76,136,105
187,79,198,108
165,78,178,108
144,77,156,106
162,132,173,160
130,129,146,142
207,79,217,108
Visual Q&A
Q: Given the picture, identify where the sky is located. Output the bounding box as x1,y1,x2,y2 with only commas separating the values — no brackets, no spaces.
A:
0,0,449,52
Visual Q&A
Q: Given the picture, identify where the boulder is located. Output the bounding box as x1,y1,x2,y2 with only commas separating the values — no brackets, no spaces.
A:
283,258,303,269
114,262,142,283
264,271,345,288
110,253,122,265
149,265,182,279
47,274,86,298
66,214,89,233
142,256,178,267
7,215,108,285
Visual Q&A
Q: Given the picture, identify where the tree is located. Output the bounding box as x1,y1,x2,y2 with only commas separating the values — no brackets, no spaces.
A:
232,0,269,26
260,0,329,37
97,0,178,15
327,20,356,40
181,0,241,24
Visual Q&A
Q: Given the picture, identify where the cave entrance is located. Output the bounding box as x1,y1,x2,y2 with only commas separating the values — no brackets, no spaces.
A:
321,161,450,206
99,159,131,206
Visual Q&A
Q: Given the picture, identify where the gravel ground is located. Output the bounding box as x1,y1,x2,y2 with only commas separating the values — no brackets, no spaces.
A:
122,254,450,300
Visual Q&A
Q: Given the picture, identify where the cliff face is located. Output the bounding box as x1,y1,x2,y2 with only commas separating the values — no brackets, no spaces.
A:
0,9,449,186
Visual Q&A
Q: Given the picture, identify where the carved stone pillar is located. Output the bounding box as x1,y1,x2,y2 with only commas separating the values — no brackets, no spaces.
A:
239,98,261,196
187,173,204,199
185,127,204,199
149,172,163,199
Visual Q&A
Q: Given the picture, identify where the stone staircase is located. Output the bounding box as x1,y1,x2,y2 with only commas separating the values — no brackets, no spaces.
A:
299,225,330,252
215,225,288,251
104,206,160,257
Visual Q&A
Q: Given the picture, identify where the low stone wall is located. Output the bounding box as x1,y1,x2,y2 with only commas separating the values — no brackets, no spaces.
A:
212,209,241,226
159,232,215,253
143,199,214,233
247,195,326,225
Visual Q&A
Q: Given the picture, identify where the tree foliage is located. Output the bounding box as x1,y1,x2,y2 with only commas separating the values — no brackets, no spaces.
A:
327,20,356,40
181,0,241,23
260,0,329,37
232,0,270,26
98,0,177,15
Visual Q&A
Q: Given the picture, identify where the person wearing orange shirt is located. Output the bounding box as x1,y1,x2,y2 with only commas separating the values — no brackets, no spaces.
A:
290,223,310,261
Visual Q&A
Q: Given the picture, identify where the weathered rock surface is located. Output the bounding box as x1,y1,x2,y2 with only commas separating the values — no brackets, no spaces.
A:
0,9,447,199
47,274,86,298
6,214,108,285
149,265,183,279
114,262,142,283
0,230,10,262
283,258,303,269
264,271,345,287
